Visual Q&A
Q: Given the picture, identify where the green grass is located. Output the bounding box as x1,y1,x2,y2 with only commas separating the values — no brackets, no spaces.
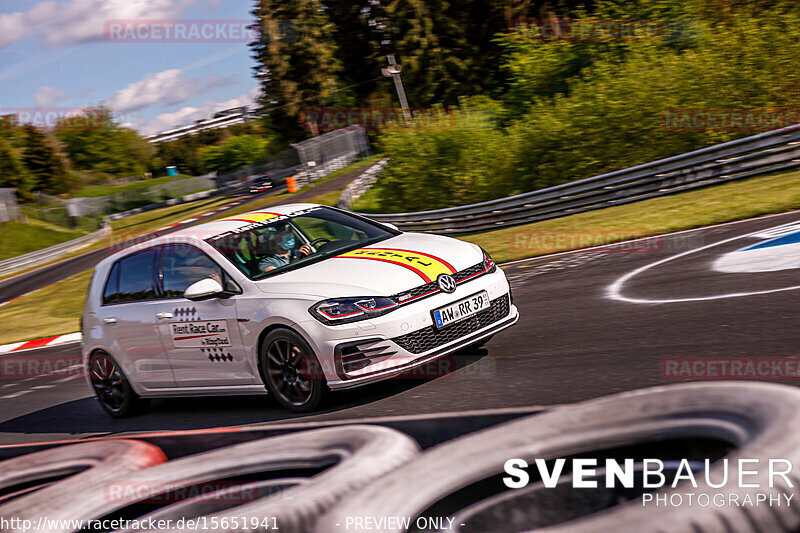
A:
0,221,85,261
0,270,91,344
350,184,383,212
308,189,344,206
109,196,231,236
463,169,800,263
71,174,197,198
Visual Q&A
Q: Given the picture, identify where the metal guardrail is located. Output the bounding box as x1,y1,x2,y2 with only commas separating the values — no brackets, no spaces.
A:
362,124,800,234
0,223,110,277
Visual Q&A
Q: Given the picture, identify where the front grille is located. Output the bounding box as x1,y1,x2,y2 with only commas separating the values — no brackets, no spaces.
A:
392,261,490,304
393,280,437,303
453,263,487,282
392,294,511,354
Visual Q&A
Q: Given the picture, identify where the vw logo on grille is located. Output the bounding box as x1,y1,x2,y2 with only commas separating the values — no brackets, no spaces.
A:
437,274,457,293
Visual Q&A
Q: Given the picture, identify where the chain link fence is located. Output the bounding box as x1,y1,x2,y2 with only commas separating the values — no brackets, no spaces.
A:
65,174,216,218
292,126,370,186
213,148,300,188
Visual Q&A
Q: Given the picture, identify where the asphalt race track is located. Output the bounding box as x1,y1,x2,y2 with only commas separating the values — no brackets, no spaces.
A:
1,210,799,447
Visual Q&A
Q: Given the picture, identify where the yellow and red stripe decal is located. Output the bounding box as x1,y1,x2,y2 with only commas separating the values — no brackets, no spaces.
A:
334,247,456,283
215,212,281,224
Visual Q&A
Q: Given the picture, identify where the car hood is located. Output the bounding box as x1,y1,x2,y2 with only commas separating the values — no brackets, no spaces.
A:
254,233,483,299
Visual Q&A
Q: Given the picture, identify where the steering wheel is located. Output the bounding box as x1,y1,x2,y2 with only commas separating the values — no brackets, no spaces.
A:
310,238,332,248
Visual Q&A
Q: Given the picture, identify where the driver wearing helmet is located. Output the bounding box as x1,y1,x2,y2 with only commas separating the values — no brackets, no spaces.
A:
258,226,312,272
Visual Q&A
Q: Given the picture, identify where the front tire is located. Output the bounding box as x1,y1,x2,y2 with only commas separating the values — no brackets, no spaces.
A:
88,351,149,418
260,328,328,413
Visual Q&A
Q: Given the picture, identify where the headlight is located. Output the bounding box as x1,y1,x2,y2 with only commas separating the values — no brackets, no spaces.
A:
310,296,398,325
482,248,496,273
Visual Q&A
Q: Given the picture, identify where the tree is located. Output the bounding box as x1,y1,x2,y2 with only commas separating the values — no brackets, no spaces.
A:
200,135,271,173
0,138,32,200
54,106,154,179
383,0,515,107
250,0,344,140
20,125,74,194
320,0,386,103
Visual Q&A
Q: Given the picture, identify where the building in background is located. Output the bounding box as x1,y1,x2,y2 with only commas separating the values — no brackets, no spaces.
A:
144,106,258,144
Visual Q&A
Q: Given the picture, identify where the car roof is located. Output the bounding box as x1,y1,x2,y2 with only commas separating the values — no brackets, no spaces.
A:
100,203,325,267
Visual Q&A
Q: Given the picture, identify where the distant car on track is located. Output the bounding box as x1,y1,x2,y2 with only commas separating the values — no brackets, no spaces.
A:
248,175,273,194
82,204,518,416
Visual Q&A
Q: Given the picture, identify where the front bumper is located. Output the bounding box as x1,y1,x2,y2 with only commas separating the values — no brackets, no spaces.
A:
298,266,518,390
328,304,518,390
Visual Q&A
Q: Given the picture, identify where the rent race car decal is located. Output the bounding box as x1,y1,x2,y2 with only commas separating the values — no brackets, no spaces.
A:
334,247,456,283
170,320,232,348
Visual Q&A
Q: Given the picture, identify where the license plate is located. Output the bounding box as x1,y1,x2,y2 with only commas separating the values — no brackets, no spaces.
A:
432,291,490,329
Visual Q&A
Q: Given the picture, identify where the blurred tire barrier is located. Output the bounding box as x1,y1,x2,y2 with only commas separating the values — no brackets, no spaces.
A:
4,383,800,532
0,222,110,277
363,124,800,234
0,440,167,521
337,158,389,209
316,382,800,533
0,426,419,533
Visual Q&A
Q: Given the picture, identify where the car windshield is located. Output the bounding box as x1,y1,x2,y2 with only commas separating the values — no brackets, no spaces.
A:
205,206,396,280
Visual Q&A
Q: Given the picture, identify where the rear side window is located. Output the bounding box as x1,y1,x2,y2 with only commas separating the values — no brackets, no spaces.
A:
103,249,158,304
102,262,120,305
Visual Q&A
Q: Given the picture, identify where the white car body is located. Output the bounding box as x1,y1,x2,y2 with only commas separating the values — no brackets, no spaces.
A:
82,203,518,407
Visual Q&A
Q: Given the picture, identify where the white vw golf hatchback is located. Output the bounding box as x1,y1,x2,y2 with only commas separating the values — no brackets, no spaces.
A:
82,204,518,416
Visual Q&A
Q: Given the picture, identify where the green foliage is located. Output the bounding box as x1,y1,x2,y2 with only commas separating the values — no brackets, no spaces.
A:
505,10,800,192
374,98,515,211
54,106,155,178
0,138,33,200
250,0,520,134
384,0,512,106
370,1,800,211
200,135,272,173
250,0,345,139
154,122,282,176
20,125,76,195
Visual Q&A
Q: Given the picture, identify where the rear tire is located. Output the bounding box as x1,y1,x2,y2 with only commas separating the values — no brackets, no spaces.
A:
260,328,328,413
88,351,149,418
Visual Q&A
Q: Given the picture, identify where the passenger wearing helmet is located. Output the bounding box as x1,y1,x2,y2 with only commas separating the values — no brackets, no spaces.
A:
258,226,312,272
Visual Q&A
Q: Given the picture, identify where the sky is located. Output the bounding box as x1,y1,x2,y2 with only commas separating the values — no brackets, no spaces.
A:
0,0,259,135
